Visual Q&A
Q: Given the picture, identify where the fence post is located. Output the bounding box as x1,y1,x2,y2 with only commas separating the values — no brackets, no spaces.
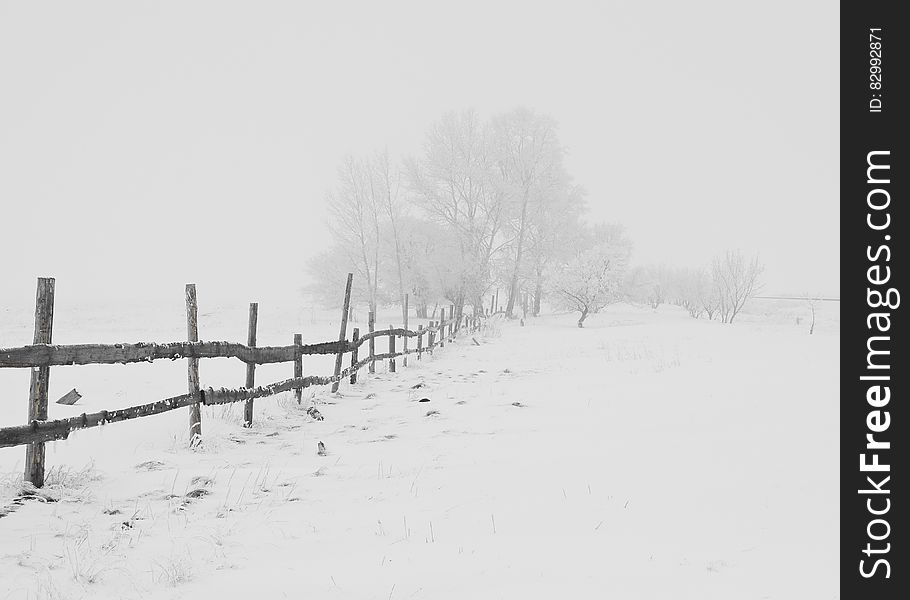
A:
417,324,423,360
402,294,409,367
243,302,258,427
368,311,376,374
450,304,455,339
439,308,445,348
428,322,435,353
331,273,353,393
24,277,55,488
186,284,202,447
489,295,494,315
388,326,396,372
350,328,360,384
294,333,303,404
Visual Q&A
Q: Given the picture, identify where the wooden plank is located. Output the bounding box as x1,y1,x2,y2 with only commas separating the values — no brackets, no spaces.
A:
1,338,435,451
25,277,54,488
417,324,423,360
293,333,303,404
186,284,202,446
1,392,201,448
439,308,446,348
402,294,409,367
350,328,360,384
388,326,396,373
243,302,258,427
56,388,81,406
331,273,353,393
352,327,422,345
368,311,375,374
0,339,344,368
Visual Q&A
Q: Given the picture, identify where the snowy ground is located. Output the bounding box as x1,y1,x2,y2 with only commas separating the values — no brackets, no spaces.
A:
0,301,838,599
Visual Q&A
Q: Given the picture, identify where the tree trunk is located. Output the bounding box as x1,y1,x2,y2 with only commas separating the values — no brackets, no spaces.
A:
533,275,542,316
505,189,532,317
472,295,483,316
454,294,466,327
577,306,589,328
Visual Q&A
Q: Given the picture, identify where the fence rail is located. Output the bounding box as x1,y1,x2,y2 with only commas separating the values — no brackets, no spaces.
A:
0,275,500,486
0,326,443,369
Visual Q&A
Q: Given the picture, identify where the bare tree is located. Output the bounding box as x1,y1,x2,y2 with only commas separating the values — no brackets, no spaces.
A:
804,293,819,334
524,184,586,316
712,250,764,323
373,150,408,324
406,110,507,321
324,156,384,314
491,108,567,318
699,272,722,320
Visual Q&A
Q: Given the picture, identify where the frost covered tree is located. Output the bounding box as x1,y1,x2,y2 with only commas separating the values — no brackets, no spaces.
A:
550,224,631,327
406,110,506,320
309,107,593,321
712,250,764,323
313,156,384,314
491,108,569,318
523,183,585,316
373,150,409,324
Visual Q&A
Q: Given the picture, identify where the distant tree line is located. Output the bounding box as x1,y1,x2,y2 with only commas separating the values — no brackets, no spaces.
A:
308,107,763,329
307,108,631,326
625,250,764,323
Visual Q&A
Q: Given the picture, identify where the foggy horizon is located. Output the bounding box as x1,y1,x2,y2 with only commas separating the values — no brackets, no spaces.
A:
1,1,838,308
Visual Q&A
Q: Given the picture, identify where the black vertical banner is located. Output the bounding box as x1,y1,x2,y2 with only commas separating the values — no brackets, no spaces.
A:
841,2,906,597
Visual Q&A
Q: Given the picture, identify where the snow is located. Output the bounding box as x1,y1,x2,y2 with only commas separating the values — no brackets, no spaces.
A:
0,301,838,599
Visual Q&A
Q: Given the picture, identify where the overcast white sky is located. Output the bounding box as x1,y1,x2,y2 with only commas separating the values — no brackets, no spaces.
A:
0,0,838,310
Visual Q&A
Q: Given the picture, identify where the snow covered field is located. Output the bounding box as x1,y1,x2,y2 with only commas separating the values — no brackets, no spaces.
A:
0,301,838,599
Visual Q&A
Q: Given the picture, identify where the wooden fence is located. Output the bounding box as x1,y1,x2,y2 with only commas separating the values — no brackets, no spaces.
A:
0,275,494,487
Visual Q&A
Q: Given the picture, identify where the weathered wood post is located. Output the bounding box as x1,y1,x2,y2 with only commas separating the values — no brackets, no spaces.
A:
450,304,455,339
186,284,202,446
24,277,55,488
331,273,354,393
350,328,360,384
417,324,424,360
243,302,258,427
388,325,396,373
489,296,494,315
428,322,435,353
402,294,409,367
436,308,446,348
293,333,303,404
439,308,446,348
368,311,376,374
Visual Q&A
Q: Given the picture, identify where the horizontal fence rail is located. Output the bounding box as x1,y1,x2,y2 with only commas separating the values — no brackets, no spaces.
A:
0,328,455,449
0,325,454,369
0,340,340,369
0,275,502,472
